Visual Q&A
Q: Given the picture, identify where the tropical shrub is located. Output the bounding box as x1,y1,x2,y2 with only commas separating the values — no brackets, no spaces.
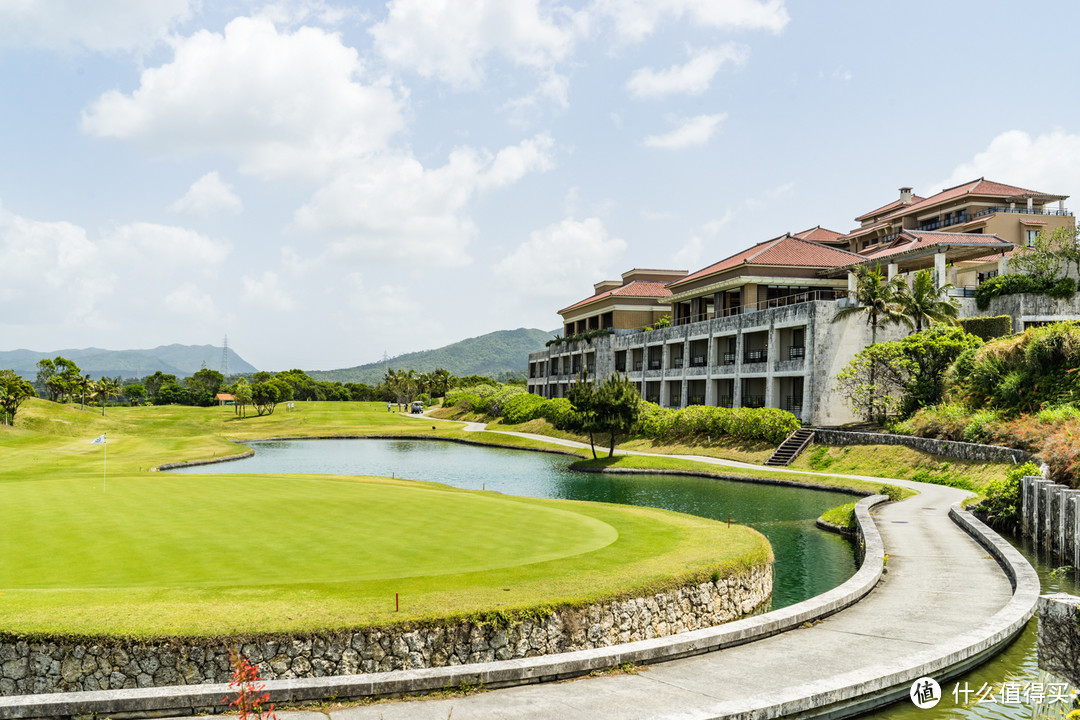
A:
981,461,1041,530
539,397,583,431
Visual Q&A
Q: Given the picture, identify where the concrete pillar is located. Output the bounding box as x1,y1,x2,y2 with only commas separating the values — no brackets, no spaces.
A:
1023,475,1035,537
733,332,744,407
1028,197,1034,212
887,263,898,280
847,271,857,300
934,252,947,288
680,378,689,409
998,256,1009,275
1061,199,1066,213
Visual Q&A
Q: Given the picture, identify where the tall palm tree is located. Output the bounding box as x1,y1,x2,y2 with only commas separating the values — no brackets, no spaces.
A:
832,265,913,344
898,268,960,332
97,377,122,416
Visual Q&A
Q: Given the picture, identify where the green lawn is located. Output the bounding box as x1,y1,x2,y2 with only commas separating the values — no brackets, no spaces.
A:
0,400,769,637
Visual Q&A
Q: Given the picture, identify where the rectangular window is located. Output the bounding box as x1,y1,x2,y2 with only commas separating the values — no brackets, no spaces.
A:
1027,229,1040,247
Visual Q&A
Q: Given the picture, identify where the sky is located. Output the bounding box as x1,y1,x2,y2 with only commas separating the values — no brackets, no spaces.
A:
2,0,1079,371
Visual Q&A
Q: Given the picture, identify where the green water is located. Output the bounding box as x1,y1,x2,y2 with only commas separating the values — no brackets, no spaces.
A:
171,437,859,608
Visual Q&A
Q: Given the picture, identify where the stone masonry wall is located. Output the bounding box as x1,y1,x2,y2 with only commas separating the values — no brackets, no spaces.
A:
0,564,771,696
812,429,1030,465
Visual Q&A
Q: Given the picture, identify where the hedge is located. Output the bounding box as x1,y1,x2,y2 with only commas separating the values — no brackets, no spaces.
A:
958,315,1013,341
974,273,1077,310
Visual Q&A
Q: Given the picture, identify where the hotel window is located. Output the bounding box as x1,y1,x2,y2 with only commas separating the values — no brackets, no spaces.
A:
1027,229,1040,247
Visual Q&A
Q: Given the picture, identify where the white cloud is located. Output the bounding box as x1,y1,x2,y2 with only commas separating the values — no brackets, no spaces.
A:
81,16,403,180
643,113,726,149
242,271,295,312
164,283,217,318
934,129,1080,203
0,202,109,324
370,0,586,87
101,222,229,270
295,135,556,267
0,0,194,52
627,45,748,99
494,218,627,304
593,0,789,45
169,172,243,218
672,235,704,269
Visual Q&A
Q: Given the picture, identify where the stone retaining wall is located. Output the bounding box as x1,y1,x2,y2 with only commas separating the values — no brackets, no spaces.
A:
0,564,771,696
812,429,1029,464
1037,593,1080,687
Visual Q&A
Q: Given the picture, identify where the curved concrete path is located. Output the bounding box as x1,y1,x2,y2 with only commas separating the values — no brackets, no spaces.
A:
320,416,1033,719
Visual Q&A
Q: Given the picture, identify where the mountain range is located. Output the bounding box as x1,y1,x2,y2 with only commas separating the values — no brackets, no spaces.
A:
0,345,256,381
308,328,554,385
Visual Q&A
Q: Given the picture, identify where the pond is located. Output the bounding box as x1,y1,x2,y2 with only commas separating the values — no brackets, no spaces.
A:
170,437,859,609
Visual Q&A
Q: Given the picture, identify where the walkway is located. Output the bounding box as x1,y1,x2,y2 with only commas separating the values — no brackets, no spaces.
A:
321,417,1035,719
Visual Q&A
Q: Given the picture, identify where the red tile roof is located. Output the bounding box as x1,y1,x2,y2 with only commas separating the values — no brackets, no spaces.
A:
1019,218,1048,225
794,225,846,244
671,234,862,287
883,178,1065,220
861,230,1013,262
559,280,673,314
843,221,891,240
854,195,925,223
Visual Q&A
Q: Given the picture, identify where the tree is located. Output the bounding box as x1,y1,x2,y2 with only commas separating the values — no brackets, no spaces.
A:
232,377,252,418
897,269,960,332
0,369,36,425
566,372,599,458
184,368,225,399
1053,223,1080,278
144,371,177,399
97,377,122,416
832,265,912,345
35,358,56,400
124,383,147,406
1009,229,1065,282
76,373,93,411
45,356,81,402
835,325,983,421
251,381,280,416
593,374,642,457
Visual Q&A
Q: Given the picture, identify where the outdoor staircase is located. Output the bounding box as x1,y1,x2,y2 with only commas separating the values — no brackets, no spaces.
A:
765,427,815,466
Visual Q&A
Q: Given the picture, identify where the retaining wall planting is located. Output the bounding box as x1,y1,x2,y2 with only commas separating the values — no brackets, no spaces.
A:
0,564,771,696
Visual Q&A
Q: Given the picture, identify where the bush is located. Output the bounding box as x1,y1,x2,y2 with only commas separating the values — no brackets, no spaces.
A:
982,461,1041,530
502,393,546,424
957,315,1013,341
633,402,799,444
879,484,904,502
1049,276,1078,300
974,273,1046,310
487,385,526,417
891,402,970,441
539,397,583,431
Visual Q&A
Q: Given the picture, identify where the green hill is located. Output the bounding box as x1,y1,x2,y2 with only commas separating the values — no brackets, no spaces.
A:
0,344,256,380
309,328,553,384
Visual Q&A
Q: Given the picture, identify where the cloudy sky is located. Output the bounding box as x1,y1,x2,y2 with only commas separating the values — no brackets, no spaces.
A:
2,0,1079,371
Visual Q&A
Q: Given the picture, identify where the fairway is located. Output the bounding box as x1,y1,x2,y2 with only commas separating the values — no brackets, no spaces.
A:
0,400,772,637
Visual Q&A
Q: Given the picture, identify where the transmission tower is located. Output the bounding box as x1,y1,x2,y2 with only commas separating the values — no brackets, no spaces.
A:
221,335,230,379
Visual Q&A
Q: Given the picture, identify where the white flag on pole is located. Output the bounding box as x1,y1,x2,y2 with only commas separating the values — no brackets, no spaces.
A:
91,434,106,444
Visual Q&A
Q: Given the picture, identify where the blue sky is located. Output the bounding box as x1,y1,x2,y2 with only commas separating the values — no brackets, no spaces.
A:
2,0,1078,371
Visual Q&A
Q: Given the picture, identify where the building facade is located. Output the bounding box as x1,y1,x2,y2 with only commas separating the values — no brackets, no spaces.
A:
527,178,1075,427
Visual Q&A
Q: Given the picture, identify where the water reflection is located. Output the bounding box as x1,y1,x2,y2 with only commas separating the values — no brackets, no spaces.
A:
171,438,858,607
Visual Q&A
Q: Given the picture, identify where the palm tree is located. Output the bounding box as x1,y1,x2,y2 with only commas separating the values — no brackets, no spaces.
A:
97,377,123,416
832,265,912,344
77,374,93,411
897,268,960,332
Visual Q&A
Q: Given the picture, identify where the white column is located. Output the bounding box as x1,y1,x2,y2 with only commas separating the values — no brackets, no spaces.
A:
1028,197,1034,212
847,271,857,299
999,256,1010,275
934,252,947,288
887,263,899,280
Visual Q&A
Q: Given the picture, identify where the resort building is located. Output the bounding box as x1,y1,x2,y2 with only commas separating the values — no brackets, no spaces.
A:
526,178,1075,426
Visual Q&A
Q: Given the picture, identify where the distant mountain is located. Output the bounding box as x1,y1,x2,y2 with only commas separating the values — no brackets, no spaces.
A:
309,328,554,385
0,344,256,380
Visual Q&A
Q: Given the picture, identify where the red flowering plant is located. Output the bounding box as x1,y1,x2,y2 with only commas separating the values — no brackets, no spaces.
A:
223,649,277,720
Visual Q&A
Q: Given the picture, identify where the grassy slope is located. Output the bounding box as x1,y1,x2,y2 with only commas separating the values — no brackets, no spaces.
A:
0,400,768,637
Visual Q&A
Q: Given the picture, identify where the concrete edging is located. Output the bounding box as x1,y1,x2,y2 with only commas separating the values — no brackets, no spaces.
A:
652,503,1041,719
0,496,890,720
